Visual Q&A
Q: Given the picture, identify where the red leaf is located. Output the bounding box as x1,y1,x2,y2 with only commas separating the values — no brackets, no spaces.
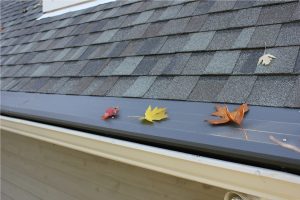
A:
102,107,119,120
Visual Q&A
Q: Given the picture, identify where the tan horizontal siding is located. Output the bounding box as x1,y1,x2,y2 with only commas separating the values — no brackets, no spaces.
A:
1,131,226,200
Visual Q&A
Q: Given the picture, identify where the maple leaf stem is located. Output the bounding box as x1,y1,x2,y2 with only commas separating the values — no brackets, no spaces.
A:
128,115,142,118
239,125,249,140
263,42,267,55
269,135,300,154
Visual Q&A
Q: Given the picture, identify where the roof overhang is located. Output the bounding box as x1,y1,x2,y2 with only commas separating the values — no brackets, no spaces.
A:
1,115,300,200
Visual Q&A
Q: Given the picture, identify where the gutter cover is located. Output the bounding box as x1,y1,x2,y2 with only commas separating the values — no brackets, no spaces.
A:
1,91,300,174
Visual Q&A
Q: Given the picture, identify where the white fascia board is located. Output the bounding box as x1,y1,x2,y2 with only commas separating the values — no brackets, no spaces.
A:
1,115,300,200
38,0,116,20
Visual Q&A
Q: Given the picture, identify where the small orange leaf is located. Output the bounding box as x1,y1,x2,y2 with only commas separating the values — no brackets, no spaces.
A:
207,104,249,126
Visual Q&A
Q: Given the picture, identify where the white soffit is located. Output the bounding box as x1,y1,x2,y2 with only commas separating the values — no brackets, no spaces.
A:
38,0,116,20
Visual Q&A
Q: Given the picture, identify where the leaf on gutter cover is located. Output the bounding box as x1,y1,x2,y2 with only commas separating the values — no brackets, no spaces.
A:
269,135,300,154
140,105,168,123
206,104,249,140
102,107,119,120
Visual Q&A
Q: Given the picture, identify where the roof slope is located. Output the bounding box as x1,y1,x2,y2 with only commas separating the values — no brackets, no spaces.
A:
1,0,300,108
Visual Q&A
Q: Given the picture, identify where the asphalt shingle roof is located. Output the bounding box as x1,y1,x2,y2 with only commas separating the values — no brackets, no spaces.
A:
1,0,299,108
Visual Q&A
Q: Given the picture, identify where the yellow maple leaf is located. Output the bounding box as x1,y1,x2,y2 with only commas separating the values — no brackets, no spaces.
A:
141,105,168,122
257,53,276,66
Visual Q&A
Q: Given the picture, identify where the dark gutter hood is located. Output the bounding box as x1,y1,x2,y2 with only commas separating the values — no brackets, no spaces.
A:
1,91,300,174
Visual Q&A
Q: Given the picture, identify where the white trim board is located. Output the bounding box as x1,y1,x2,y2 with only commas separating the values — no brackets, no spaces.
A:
38,0,116,20
1,115,300,200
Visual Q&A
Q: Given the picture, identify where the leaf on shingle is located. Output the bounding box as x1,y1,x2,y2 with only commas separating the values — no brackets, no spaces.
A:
257,53,276,66
141,105,168,123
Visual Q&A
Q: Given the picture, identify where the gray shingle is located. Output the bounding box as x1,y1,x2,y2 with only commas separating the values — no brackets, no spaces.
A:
94,29,118,43
120,13,139,27
110,27,131,41
184,15,208,32
99,58,123,76
79,59,109,76
66,34,88,47
56,26,76,38
31,62,63,77
292,2,300,20
201,11,235,31
257,3,296,25
82,77,118,96
52,48,73,62
13,65,31,77
107,77,136,97
163,76,199,100
176,1,198,17
255,47,299,74
285,76,300,108
247,76,295,107
232,27,255,48
71,23,90,35
160,17,190,35
217,76,257,103
38,77,69,93
158,4,183,20
143,21,167,38
40,30,56,41
188,76,228,102
58,77,95,95
276,23,300,46
1,65,22,77
88,44,111,59
208,0,237,13
64,46,89,61
20,77,49,92
162,53,191,75
121,39,146,56
147,8,166,22
183,31,215,51
144,77,173,99
127,23,149,40
10,78,31,91
149,55,173,75
182,52,214,75
90,20,109,33
112,56,143,75
138,36,167,55
247,24,281,48
123,76,156,97
205,51,240,74
1,78,19,90
193,0,215,15
105,41,130,57
233,50,263,74
234,0,255,9
207,29,241,50
230,7,261,27
159,35,190,54
132,56,158,75
133,10,154,25
54,61,88,77
102,15,126,30
16,52,37,65
295,51,300,73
